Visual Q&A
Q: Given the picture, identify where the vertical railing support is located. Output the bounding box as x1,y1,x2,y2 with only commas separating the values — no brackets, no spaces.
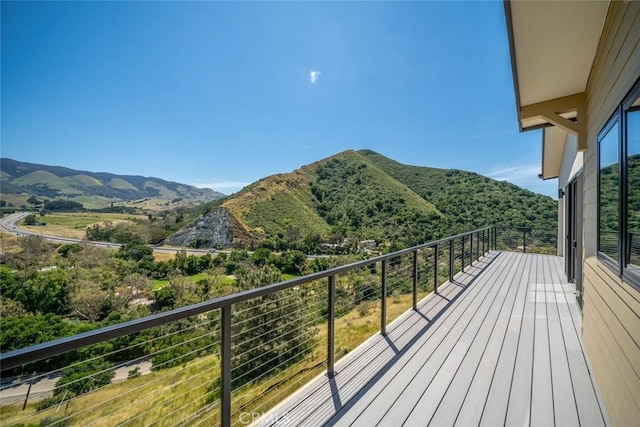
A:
493,227,497,250
221,305,232,427
412,251,418,310
327,275,336,377
381,259,387,335
470,233,474,264
449,238,454,281
434,244,439,294
523,227,527,253
461,235,466,272
484,229,487,253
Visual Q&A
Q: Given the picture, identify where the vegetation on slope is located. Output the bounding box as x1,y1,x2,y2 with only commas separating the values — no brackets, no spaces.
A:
172,149,555,250
0,158,225,209
358,149,557,233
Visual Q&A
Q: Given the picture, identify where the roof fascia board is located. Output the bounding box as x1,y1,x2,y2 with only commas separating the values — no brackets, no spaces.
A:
503,0,523,132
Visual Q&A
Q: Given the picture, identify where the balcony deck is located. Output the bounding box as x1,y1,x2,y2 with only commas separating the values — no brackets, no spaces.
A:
256,251,609,426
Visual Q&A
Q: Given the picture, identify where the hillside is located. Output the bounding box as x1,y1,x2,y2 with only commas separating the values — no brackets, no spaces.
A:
0,158,225,209
358,149,557,231
169,149,557,250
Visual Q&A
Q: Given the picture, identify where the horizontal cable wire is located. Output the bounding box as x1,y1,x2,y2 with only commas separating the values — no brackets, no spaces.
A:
230,314,324,374
230,297,326,342
230,306,324,353
230,333,322,386
231,352,325,417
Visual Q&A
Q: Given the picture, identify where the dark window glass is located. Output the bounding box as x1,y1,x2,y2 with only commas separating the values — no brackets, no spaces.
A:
627,104,640,269
599,121,620,260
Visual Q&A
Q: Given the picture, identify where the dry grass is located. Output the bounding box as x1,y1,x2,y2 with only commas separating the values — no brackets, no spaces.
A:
152,251,177,262
20,212,145,239
0,231,20,253
0,293,425,426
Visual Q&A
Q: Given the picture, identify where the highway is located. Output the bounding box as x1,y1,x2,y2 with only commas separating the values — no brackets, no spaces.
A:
0,212,331,259
0,212,211,256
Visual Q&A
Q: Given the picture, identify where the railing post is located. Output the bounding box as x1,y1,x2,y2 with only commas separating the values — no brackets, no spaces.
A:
493,227,497,250
461,235,466,272
412,250,418,310
482,230,485,255
327,275,336,377
381,259,387,335
523,227,527,253
449,238,454,281
470,233,474,264
221,305,232,427
433,244,439,294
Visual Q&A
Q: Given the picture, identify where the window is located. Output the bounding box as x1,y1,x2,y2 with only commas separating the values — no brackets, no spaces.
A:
627,99,640,272
598,120,620,261
598,80,640,286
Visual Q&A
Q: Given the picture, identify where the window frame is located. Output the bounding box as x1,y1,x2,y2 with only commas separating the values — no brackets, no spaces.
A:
597,112,621,272
597,78,640,290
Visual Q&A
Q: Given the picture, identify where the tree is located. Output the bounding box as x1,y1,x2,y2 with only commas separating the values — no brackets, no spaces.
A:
27,196,42,205
155,286,176,311
231,266,316,388
117,243,154,263
250,248,271,267
21,269,72,315
23,213,38,225
13,235,55,276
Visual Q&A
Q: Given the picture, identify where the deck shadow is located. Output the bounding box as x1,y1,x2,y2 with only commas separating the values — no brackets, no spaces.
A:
319,251,502,425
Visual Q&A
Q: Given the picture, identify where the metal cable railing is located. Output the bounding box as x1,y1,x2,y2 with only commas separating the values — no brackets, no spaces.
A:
0,226,499,426
495,226,557,255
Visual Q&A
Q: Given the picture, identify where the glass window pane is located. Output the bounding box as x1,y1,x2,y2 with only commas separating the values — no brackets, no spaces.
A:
627,104,640,269
599,121,620,261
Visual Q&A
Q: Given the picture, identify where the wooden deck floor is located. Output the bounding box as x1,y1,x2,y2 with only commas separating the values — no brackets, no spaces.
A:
255,251,609,427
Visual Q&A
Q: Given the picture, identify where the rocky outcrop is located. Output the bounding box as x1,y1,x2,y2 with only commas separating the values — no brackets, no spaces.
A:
163,208,242,249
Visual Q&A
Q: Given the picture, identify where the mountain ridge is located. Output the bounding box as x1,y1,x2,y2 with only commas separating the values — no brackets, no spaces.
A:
165,149,556,249
0,158,225,208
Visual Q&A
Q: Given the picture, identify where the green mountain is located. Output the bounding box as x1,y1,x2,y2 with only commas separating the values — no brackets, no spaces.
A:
358,149,558,230
166,150,557,249
0,158,225,209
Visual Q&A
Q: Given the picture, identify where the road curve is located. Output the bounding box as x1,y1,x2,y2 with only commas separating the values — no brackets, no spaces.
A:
0,212,210,256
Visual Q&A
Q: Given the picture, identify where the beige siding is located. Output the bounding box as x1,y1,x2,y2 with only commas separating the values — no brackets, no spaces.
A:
583,258,640,426
582,2,640,426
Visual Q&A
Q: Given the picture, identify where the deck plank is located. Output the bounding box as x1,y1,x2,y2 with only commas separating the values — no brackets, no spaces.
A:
548,257,609,427
253,252,609,427
324,259,506,426
531,254,554,427
454,252,531,426
544,255,580,427
262,258,487,427
409,252,524,425
428,252,526,426
372,253,513,426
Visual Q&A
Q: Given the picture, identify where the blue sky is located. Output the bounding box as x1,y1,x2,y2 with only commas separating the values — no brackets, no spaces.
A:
1,1,555,198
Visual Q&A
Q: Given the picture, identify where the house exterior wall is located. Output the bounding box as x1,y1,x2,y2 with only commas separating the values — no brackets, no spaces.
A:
557,133,583,257
581,2,640,425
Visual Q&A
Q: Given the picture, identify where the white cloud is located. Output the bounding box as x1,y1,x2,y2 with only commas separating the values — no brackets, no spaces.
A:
485,163,557,197
192,180,251,193
309,69,322,84
485,164,541,185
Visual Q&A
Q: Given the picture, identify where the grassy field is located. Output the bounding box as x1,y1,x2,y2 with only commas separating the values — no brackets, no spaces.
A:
19,212,146,239
0,292,424,426
0,231,21,253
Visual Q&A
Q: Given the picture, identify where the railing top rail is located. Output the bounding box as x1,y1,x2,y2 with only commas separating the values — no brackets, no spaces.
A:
0,226,493,371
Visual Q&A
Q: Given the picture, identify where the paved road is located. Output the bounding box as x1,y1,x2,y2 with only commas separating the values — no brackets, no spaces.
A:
0,212,210,256
0,212,331,259
0,360,153,405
